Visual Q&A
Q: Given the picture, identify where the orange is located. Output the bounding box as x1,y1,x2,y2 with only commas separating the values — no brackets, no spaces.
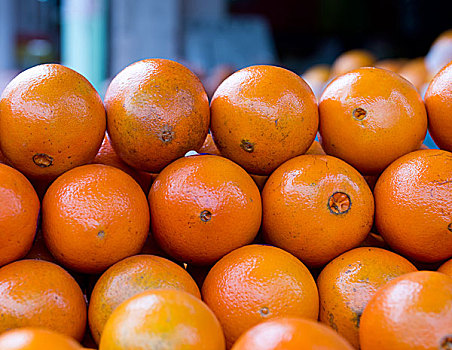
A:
301,64,331,99
92,134,152,193
319,67,428,174
88,254,200,344
42,164,149,273
210,65,318,175
359,271,452,350
317,247,417,348
0,148,7,163
197,132,221,155
249,173,268,191
24,230,55,262
0,64,105,179
0,328,82,350
201,244,319,348
99,289,225,350
231,317,354,350
304,139,326,155
374,58,407,72
374,149,452,263
0,259,86,341
330,49,375,77
398,57,428,91
105,58,210,173
425,29,452,77
359,232,387,249
203,64,235,98
149,155,262,265
424,60,452,151
262,155,374,267
439,259,452,277
0,164,40,266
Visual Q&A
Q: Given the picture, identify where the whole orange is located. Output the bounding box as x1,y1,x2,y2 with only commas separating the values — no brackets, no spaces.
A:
424,60,452,151
0,259,86,341
317,247,417,348
375,58,407,72
330,49,375,77
374,149,452,263
359,271,452,350
231,317,354,350
149,155,262,265
105,58,210,173
88,254,200,344
439,259,452,277
262,155,374,267
0,164,40,266
319,67,427,174
398,57,428,91
0,328,82,350
302,64,331,98
210,65,318,175
42,164,149,273
99,289,225,350
0,64,105,179
201,244,319,348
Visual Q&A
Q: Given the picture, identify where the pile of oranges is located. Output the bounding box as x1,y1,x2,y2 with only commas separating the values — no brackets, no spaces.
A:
0,32,452,350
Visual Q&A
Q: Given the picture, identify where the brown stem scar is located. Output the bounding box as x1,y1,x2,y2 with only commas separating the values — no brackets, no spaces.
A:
200,210,212,222
328,192,351,215
33,153,54,167
352,107,367,120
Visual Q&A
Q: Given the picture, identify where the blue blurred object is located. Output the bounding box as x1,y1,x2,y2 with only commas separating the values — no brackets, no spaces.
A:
423,129,439,149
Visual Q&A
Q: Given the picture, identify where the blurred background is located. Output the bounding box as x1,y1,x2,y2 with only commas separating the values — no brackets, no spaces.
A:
0,0,452,146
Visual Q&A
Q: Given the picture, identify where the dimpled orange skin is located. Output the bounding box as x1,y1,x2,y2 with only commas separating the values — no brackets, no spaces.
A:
317,247,418,348
319,67,427,175
0,328,82,350
262,155,374,267
0,260,86,341
424,60,452,151
231,317,354,350
374,149,452,263
99,289,225,350
201,244,319,348
89,254,201,344
359,271,452,350
42,164,150,274
105,58,210,173
0,64,106,179
210,65,318,175
149,155,262,265
0,164,40,267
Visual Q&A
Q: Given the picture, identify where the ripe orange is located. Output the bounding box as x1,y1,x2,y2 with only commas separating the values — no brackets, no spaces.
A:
319,67,427,174
149,155,262,265
0,164,40,266
262,155,374,267
99,289,225,350
231,317,354,350
374,58,407,72
88,254,200,344
201,244,319,348
105,58,210,173
0,64,105,179
359,271,452,350
305,139,326,155
0,148,7,163
439,259,452,277
330,49,375,77
301,64,331,98
0,259,86,341
398,57,428,91
424,60,452,151
374,149,452,263
317,247,417,348
42,164,149,273
197,133,221,155
210,65,318,175
0,328,82,350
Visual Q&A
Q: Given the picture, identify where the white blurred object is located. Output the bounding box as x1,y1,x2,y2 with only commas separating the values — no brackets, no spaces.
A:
425,30,452,77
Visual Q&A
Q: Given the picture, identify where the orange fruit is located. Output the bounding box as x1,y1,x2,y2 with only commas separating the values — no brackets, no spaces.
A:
231,317,354,350
319,67,428,174
210,65,318,175
330,49,375,77
149,155,261,265
439,259,452,277
0,64,105,179
359,271,452,350
302,64,331,98
0,164,40,266
359,232,387,249
92,134,153,193
0,148,7,163
24,230,55,262
201,244,319,348
304,139,326,155
42,164,149,273
262,155,374,267
105,58,210,173
197,132,221,155
0,259,86,341
249,173,268,191
99,289,225,350
0,328,82,350
317,247,417,348
374,58,407,72
424,60,452,151
374,149,452,263
398,57,428,91
88,254,201,344
425,29,452,77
